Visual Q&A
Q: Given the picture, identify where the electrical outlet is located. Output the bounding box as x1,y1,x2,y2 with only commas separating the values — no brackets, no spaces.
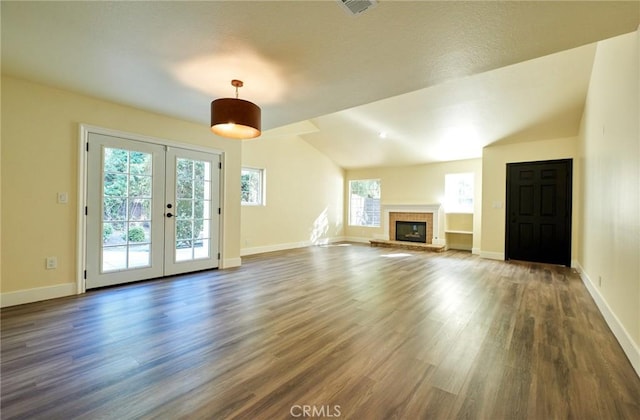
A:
46,257,57,270
57,192,68,204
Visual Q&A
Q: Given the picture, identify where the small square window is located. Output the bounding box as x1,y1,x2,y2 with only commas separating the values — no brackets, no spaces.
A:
241,167,265,206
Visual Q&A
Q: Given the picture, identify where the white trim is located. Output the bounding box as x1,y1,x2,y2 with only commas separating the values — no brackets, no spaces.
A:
240,166,266,206
240,237,349,256
80,124,224,155
472,247,481,255
480,251,505,260
342,236,372,244
241,241,312,256
575,262,640,378
381,204,444,245
218,152,228,268
77,125,89,293
78,124,226,292
1,283,76,308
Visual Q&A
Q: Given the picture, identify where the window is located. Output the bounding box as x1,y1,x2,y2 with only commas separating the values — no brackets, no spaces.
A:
349,179,381,226
444,173,474,213
241,167,265,205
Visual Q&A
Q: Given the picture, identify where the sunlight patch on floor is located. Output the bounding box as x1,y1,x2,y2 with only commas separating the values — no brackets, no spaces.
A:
380,253,413,258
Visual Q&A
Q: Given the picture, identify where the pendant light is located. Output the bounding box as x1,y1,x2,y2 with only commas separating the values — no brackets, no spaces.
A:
210,79,261,139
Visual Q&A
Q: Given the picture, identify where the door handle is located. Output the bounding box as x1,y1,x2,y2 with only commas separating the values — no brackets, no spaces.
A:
166,213,173,218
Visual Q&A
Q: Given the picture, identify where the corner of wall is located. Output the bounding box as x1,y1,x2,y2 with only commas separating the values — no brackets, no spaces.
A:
222,257,242,269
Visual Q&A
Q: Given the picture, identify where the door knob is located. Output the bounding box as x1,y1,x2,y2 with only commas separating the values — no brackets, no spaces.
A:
166,213,173,218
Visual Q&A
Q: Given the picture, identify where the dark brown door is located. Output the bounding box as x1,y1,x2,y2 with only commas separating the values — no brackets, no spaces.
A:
506,159,572,266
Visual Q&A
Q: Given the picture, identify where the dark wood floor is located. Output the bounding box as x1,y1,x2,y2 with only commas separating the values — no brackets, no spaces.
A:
2,244,639,419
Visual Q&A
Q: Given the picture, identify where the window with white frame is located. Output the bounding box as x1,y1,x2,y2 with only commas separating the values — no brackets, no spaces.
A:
241,167,265,205
349,179,381,226
444,173,474,213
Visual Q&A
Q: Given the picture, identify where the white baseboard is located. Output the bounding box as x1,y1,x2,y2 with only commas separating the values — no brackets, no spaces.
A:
341,236,371,244
472,247,481,255
241,241,311,256
480,251,505,260
1,283,77,308
575,262,640,378
240,237,349,257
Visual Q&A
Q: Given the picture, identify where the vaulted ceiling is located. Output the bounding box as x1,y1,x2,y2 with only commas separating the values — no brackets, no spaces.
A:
2,1,638,168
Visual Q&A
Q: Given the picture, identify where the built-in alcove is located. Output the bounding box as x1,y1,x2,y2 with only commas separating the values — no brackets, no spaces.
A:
444,213,473,251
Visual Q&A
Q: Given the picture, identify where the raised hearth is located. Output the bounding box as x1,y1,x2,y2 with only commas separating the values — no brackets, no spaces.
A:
369,239,445,252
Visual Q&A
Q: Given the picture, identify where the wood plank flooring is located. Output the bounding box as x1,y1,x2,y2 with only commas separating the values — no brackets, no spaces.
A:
2,244,640,419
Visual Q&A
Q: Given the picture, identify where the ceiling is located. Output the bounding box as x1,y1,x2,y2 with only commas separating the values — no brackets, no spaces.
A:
2,1,639,169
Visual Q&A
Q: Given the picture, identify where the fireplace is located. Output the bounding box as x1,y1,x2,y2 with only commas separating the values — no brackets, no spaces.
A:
388,211,434,244
376,204,444,246
395,221,427,243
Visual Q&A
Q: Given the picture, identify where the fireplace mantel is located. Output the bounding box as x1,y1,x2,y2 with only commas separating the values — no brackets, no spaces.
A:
377,204,445,245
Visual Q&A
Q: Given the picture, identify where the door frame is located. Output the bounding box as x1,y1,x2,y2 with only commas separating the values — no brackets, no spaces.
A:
504,158,573,266
76,124,226,294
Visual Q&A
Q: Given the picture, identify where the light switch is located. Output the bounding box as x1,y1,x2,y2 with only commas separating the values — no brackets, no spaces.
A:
57,192,68,204
46,257,57,269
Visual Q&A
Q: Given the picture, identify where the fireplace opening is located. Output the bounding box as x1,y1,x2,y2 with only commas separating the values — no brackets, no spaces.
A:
395,221,427,243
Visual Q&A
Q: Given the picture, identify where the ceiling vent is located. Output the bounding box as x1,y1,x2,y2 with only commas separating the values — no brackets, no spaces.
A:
338,0,378,16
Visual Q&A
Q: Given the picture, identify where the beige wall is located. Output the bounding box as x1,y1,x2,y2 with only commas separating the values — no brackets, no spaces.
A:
345,158,482,252
240,132,344,255
0,76,3,290
578,31,639,348
1,76,242,300
480,136,579,260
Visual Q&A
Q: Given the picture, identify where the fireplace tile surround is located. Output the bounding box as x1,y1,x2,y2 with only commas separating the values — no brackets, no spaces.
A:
376,204,445,246
391,213,433,244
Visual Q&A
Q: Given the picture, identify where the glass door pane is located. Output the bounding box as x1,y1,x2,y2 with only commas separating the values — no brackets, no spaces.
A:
101,148,154,271
86,133,165,289
164,148,220,276
175,158,212,262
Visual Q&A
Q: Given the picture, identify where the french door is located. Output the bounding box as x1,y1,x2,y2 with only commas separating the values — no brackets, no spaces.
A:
86,133,220,289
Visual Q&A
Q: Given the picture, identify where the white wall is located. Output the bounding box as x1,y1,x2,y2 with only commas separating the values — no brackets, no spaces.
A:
240,130,345,256
578,30,639,374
